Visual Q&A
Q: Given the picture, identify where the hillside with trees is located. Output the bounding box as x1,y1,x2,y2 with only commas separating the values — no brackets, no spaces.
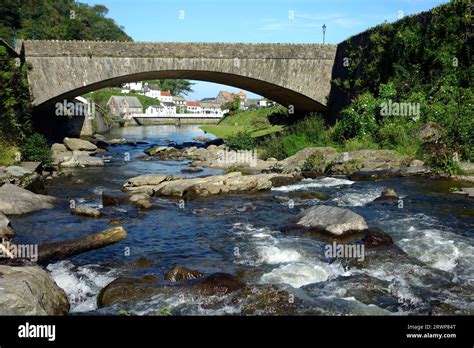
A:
0,0,131,45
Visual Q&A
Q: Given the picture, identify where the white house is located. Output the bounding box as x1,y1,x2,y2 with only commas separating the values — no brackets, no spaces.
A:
157,90,173,103
185,101,202,114
145,104,165,116
144,84,161,99
145,102,176,116
200,102,226,117
107,96,143,119
258,98,275,108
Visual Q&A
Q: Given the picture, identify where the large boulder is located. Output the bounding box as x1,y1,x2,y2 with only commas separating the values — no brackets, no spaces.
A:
0,212,15,240
416,122,443,143
97,275,162,308
60,151,104,168
193,273,244,296
164,265,205,282
51,143,68,154
123,172,298,198
296,205,368,236
0,265,69,315
328,149,409,175
0,184,56,215
272,147,338,174
5,165,33,177
63,137,97,151
97,272,244,308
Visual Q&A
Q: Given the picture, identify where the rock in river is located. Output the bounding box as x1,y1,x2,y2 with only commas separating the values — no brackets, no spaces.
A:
0,183,56,215
63,137,97,151
371,188,400,205
123,172,298,198
0,265,69,315
296,205,368,236
164,265,205,282
70,205,103,218
0,212,15,240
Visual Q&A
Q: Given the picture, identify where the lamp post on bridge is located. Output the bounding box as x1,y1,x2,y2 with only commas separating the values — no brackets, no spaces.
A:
322,24,327,44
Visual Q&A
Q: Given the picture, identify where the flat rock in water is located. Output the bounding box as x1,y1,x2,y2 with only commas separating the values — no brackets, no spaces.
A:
63,137,97,151
0,265,69,315
296,205,368,236
0,183,56,215
71,205,103,218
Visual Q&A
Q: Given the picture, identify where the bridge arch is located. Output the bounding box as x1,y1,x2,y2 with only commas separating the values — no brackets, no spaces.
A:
20,40,337,115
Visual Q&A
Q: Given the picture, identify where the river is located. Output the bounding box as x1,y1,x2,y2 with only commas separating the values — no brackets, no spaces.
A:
10,125,474,315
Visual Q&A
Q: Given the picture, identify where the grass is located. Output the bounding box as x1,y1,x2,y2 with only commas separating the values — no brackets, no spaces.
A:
200,107,284,139
0,143,19,166
83,88,161,111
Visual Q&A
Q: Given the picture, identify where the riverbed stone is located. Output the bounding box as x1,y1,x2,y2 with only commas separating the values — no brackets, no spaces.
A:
296,205,368,236
97,275,161,308
0,212,15,240
124,172,297,198
102,190,130,206
371,188,400,205
272,147,338,174
0,183,56,215
328,149,409,175
164,265,204,282
0,265,70,315
51,143,68,154
63,137,97,151
71,205,103,218
129,193,152,209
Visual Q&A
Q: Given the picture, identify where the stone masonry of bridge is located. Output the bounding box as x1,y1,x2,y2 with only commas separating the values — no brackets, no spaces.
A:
18,40,337,115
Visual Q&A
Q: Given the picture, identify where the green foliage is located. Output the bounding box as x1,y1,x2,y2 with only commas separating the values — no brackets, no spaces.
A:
335,1,472,162
0,0,131,44
0,46,32,145
225,130,256,151
250,116,271,130
20,133,52,166
341,135,379,152
259,114,330,160
157,80,194,96
281,134,311,157
424,141,464,176
221,97,241,115
333,92,379,142
0,143,19,166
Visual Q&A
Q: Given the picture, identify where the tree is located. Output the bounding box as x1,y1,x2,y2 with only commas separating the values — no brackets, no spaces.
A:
221,96,240,114
158,79,194,96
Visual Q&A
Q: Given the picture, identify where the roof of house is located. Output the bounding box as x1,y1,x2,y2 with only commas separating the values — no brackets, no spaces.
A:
162,102,176,107
218,91,234,101
148,84,160,90
200,102,221,108
108,96,143,108
149,104,164,109
186,101,201,107
161,91,172,96
173,96,185,101
200,97,216,102
218,90,247,101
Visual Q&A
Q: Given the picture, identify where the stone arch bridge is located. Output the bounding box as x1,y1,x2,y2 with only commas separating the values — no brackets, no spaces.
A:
18,40,337,115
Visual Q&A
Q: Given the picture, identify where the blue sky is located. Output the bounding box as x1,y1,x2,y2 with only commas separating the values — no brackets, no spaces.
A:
81,0,448,100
